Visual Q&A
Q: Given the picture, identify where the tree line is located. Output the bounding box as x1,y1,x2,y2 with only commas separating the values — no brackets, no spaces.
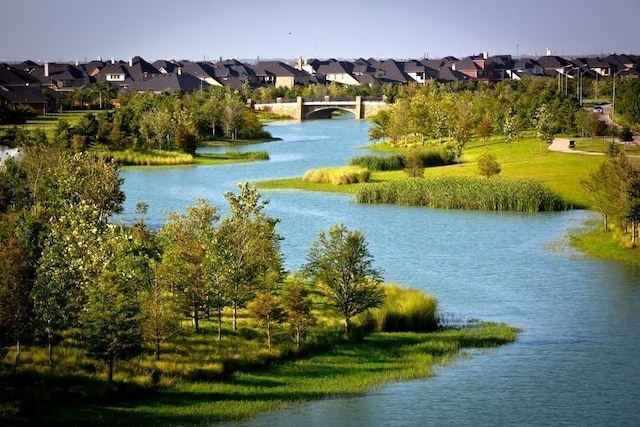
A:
0,147,385,382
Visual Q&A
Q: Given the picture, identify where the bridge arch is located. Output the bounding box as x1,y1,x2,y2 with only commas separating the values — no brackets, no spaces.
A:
304,107,356,119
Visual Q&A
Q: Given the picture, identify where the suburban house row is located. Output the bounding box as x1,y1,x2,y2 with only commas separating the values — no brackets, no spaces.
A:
1,51,639,115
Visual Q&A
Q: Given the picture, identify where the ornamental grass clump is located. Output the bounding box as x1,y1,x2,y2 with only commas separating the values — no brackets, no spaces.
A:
364,285,438,332
303,166,370,185
356,176,569,212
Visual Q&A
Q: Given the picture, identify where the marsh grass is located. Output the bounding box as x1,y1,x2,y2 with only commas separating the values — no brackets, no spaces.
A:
96,149,195,166
303,166,371,185
356,176,569,212
363,284,438,332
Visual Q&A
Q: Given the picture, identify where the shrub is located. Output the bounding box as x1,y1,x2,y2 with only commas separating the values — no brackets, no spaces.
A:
477,151,501,178
303,166,370,185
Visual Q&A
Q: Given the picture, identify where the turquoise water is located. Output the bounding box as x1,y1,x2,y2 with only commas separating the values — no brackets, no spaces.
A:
119,116,640,426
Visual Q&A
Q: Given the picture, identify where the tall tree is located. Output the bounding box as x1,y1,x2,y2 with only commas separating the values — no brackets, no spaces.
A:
157,199,219,332
81,226,151,382
219,183,284,330
304,223,385,335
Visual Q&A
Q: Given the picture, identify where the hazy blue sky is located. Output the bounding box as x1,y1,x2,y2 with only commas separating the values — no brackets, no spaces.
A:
2,0,638,62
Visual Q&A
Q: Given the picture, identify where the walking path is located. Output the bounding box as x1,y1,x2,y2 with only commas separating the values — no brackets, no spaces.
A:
548,138,604,155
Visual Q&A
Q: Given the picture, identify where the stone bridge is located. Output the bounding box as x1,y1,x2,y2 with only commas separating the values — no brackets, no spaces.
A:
250,96,388,120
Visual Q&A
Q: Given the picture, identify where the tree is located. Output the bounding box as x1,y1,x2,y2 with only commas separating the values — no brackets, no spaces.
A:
476,116,493,146
281,277,314,349
369,109,391,143
157,199,219,332
502,112,518,156
247,292,285,350
0,215,34,368
81,225,151,382
219,183,284,331
477,150,501,178
404,149,424,179
534,104,556,154
304,223,385,335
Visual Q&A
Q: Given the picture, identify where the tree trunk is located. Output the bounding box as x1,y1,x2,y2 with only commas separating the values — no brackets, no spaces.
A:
295,328,301,349
14,338,21,372
344,315,351,335
47,323,54,368
192,308,199,333
107,358,114,384
266,322,272,350
632,221,637,245
604,214,608,232
217,308,222,341
155,335,161,361
232,302,238,331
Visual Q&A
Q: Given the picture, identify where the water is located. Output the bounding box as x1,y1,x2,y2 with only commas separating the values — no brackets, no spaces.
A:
119,115,640,426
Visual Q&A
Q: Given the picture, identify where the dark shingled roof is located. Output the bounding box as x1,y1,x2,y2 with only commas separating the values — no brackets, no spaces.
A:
131,72,209,92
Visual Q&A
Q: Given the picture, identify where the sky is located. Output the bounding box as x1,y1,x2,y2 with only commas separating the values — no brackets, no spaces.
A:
2,0,639,63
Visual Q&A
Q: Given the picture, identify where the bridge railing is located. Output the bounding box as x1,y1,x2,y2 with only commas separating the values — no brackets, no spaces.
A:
253,96,385,105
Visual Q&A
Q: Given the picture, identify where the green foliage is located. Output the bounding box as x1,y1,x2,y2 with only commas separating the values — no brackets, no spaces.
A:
304,223,385,334
247,292,285,349
403,149,424,178
477,150,501,178
356,177,568,212
302,166,370,185
349,154,404,171
280,277,314,349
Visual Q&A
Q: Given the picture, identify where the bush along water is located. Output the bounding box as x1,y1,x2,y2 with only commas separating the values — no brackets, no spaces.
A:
356,176,570,212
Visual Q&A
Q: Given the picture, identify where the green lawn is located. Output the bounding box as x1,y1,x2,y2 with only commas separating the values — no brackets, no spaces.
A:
259,134,607,209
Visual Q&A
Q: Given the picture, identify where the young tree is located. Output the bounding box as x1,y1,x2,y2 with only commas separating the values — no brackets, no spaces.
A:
503,113,518,156
477,150,501,178
157,199,219,332
82,225,151,383
476,116,493,146
281,277,314,349
219,183,284,330
0,216,34,368
534,104,556,154
247,291,285,350
404,149,424,179
304,223,385,335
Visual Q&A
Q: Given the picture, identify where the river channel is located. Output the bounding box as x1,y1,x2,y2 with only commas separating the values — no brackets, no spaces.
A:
119,116,640,426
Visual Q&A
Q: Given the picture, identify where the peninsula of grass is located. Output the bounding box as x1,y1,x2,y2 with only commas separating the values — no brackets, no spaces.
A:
94,148,269,166
20,322,519,426
1,285,519,426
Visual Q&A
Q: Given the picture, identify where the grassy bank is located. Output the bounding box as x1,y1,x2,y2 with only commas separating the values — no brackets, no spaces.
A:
569,219,640,265
28,322,518,426
2,285,518,425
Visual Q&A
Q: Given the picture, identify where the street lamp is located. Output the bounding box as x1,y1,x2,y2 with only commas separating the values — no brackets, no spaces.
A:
578,66,592,107
612,69,626,124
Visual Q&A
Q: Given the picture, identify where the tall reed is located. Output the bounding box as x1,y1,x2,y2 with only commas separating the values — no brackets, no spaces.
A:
303,166,370,185
356,176,569,212
362,285,438,332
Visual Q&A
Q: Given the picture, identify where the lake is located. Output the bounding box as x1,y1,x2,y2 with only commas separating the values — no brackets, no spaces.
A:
119,116,640,426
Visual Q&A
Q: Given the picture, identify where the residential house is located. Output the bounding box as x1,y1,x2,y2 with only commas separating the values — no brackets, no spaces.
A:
252,61,310,88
